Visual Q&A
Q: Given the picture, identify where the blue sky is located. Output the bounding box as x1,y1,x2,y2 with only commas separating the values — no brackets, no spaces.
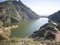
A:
21,0,60,16
0,0,60,16
0,0,5,2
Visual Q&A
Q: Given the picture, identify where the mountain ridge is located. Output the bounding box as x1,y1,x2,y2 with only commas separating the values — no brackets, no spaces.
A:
0,0,40,23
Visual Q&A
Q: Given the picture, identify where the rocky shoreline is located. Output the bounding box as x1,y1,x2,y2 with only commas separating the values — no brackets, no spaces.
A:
30,10,60,42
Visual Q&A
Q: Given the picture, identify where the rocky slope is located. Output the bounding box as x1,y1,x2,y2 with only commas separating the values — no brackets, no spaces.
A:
0,0,40,23
30,10,60,42
0,0,40,40
48,10,60,23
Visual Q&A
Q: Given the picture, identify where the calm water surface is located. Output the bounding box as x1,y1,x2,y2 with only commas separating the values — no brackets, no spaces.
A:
11,18,48,38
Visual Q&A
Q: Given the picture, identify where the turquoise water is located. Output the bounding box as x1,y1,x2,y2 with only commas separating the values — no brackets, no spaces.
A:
11,18,48,38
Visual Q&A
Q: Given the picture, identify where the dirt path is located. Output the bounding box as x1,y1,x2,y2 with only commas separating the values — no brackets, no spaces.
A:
55,31,60,42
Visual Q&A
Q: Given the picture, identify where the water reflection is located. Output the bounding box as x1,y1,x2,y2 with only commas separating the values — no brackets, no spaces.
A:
11,18,48,38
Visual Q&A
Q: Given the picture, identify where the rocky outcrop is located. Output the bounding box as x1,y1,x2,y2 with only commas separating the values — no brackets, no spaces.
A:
31,21,60,41
0,0,40,23
31,10,60,42
48,10,60,25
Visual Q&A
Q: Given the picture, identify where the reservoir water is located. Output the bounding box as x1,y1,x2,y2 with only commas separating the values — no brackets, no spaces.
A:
11,18,48,38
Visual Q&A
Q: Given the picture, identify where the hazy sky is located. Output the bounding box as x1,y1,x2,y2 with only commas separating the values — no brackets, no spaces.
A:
0,0,5,2
0,0,60,16
21,0,60,16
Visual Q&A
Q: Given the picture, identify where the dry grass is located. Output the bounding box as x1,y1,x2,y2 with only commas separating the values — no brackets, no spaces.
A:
0,38,60,45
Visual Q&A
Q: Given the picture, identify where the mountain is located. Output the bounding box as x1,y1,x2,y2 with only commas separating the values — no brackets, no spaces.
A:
0,0,40,23
30,10,60,42
48,10,60,23
30,21,60,42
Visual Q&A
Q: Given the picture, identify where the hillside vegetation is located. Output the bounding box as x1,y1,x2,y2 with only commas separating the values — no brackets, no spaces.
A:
0,0,39,23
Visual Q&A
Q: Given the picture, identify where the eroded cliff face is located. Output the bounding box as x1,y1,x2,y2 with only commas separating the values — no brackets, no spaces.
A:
0,0,40,23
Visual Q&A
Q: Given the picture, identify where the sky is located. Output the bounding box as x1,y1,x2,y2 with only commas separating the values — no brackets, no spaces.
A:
0,0,60,16
0,0,5,2
21,0,60,16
